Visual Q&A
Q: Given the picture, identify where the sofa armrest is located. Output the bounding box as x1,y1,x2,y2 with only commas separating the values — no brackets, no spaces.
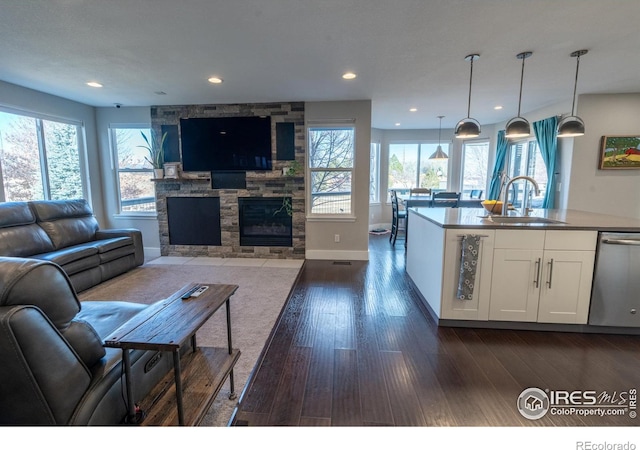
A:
0,305,92,424
95,228,144,266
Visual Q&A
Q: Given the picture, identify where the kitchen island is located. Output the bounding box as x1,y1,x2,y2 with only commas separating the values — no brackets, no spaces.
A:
406,207,640,334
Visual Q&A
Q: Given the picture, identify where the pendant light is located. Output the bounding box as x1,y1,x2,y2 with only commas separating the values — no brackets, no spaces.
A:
505,51,532,138
455,54,481,138
558,49,588,138
429,116,448,159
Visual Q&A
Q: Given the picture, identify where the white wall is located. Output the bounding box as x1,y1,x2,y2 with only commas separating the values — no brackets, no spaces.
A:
305,100,371,260
95,106,161,259
565,93,640,219
0,81,105,222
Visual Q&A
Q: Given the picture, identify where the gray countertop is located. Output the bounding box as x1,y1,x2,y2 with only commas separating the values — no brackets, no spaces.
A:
409,207,640,232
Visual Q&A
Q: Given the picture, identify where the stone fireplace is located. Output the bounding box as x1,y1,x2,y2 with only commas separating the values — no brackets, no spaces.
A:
151,101,305,259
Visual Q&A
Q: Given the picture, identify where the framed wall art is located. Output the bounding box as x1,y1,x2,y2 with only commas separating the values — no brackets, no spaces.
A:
599,135,640,169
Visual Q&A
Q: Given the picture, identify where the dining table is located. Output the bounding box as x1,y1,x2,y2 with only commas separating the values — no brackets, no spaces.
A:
397,193,484,246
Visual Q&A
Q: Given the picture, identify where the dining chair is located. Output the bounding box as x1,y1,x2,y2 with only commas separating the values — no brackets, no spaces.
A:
470,189,483,199
389,190,406,245
432,191,460,208
410,187,432,196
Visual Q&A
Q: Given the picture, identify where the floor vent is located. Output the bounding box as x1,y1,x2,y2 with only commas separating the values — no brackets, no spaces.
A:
332,261,352,265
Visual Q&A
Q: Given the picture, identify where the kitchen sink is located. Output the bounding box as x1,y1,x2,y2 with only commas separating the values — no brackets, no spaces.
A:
478,215,566,224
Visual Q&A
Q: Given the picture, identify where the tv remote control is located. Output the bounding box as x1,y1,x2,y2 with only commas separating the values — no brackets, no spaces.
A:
190,285,209,297
181,285,200,299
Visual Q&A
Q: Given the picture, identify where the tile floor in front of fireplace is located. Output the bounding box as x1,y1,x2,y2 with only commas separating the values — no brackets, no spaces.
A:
146,256,304,269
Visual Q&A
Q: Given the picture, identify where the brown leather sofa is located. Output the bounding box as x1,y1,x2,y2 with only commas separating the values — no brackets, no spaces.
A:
0,199,143,292
0,257,172,425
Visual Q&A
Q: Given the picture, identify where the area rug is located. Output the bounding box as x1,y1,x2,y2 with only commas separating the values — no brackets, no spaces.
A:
78,259,302,426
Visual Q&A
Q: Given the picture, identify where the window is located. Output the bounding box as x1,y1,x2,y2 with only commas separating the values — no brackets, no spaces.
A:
388,142,449,198
0,109,86,202
308,126,355,215
461,140,489,198
505,139,547,208
110,126,156,213
370,142,380,203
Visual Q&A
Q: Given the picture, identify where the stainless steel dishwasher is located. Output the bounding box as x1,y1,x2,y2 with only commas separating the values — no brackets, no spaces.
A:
589,232,640,327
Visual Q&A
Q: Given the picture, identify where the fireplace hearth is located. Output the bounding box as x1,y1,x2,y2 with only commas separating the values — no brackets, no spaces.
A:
238,197,292,247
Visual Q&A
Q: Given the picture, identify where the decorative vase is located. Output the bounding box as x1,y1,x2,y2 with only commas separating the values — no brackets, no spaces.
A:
153,168,164,179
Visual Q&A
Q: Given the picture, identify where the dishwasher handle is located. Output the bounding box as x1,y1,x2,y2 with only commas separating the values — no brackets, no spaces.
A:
601,238,640,246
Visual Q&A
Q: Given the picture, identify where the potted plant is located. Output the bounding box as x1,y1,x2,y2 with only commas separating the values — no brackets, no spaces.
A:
282,159,302,177
275,159,303,216
138,130,167,179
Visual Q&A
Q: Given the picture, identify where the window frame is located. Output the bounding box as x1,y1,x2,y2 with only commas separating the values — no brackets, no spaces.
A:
109,124,157,215
306,124,356,221
370,141,380,204
460,138,490,199
387,140,450,203
504,137,547,209
0,106,89,203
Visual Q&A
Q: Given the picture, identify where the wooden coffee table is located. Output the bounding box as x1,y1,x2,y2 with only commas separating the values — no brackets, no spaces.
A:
104,282,241,426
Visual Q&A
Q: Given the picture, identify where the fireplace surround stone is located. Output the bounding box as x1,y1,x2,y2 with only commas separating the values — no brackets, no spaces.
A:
152,102,305,259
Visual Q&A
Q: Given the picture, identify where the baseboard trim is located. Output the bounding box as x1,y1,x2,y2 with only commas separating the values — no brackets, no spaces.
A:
305,249,369,261
144,247,161,262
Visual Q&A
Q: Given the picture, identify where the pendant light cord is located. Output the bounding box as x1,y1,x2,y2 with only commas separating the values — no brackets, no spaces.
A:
467,57,474,118
570,54,581,116
517,56,526,117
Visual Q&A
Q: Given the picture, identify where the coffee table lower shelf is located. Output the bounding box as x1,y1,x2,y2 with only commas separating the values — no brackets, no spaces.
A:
139,346,241,426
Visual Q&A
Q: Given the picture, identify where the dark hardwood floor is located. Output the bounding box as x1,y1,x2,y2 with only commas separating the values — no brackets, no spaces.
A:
231,234,640,427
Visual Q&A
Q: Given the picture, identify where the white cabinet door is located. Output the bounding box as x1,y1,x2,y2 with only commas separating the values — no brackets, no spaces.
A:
537,250,595,324
489,248,543,322
440,229,495,320
489,230,596,324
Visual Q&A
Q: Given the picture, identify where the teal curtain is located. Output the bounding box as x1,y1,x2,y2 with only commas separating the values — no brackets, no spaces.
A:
488,130,508,200
533,116,558,209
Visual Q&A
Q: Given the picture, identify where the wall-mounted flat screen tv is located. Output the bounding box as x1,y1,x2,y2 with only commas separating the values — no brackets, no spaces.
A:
180,116,272,171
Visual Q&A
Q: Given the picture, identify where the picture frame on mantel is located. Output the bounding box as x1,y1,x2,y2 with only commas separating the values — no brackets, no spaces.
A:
599,135,640,169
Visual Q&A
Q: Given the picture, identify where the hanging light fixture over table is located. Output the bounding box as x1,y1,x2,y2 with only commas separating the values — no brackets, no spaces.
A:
558,49,588,138
505,51,533,138
455,54,481,138
430,115,448,159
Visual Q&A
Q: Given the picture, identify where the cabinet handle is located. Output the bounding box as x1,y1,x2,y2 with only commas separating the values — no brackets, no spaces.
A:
601,238,640,246
546,258,554,288
534,257,541,288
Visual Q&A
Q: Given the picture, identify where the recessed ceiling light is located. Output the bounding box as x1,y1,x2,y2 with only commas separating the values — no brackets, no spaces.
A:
86,81,103,88
395,122,401,126
342,72,357,80
494,105,503,110
409,108,418,112
208,76,223,84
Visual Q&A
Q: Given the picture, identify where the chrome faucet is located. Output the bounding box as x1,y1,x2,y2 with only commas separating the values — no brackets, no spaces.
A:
501,175,540,216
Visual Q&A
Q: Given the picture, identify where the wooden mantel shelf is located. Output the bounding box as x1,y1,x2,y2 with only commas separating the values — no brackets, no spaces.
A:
151,177,210,182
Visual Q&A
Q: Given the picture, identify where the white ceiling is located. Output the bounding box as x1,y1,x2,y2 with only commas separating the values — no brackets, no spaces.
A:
1,0,639,130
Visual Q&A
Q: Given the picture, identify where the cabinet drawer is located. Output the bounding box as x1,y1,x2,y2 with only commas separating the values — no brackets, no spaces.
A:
494,230,545,249
544,230,597,251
